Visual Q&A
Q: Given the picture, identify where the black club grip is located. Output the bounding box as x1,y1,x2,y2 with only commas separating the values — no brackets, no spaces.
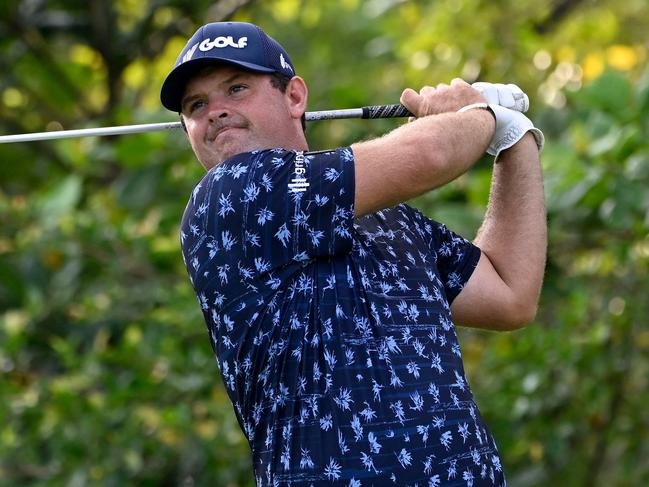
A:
362,104,413,119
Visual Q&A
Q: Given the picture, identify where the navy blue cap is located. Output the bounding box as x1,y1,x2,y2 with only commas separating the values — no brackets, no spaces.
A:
160,22,296,112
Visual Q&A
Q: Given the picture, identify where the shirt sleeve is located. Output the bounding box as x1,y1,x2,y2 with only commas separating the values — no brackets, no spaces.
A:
180,147,355,291
424,216,481,304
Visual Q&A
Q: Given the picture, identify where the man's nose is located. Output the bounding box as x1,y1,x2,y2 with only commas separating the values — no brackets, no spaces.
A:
207,100,229,122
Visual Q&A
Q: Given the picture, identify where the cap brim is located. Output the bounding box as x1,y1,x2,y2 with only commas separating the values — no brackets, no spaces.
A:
160,58,276,112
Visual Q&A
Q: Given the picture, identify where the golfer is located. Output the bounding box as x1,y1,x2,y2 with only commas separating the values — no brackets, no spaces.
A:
161,21,546,486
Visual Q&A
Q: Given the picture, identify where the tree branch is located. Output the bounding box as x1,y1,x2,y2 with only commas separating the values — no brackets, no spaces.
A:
534,0,588,34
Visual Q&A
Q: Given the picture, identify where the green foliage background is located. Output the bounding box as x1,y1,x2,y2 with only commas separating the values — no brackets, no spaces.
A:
1,0,648,485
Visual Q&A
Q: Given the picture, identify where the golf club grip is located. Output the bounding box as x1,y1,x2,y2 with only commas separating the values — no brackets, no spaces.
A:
362,104,412,119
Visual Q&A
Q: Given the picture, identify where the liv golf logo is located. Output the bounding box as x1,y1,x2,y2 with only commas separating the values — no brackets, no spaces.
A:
181,36,248,64
288,152,309,193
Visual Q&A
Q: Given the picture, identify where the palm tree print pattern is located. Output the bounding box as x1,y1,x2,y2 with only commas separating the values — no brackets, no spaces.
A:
181,148,506,486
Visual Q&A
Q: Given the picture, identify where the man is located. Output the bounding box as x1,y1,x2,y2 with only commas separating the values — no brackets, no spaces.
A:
161,21,545,486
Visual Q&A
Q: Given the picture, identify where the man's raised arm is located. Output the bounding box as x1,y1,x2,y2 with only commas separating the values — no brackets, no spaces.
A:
451,133,546,330
351,79,495,217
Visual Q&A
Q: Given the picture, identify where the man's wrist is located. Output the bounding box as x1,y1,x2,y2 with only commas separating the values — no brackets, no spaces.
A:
486,104,545,161
457,102,496,122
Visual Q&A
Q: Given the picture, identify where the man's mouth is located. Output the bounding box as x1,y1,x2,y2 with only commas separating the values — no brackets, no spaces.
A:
207,122,246,142
209,127,231,142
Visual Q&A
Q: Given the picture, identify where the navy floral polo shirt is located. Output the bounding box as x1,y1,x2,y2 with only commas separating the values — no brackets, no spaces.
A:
180,147,505,486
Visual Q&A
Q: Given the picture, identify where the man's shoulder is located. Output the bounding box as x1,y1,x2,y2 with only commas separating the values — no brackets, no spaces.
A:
216,148,293,167
206,146,353,171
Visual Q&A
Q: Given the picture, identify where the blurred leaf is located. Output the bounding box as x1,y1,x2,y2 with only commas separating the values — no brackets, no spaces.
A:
579,69,633,115
37,175,82,222
113,165,162,211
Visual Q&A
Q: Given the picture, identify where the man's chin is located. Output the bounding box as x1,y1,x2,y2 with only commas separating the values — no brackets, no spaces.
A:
199,151,239,170
199,141,263,169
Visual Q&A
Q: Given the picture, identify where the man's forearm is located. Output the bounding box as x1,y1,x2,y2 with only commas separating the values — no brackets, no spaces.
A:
352,108,495,216
400,108,496,187
474,133,547,320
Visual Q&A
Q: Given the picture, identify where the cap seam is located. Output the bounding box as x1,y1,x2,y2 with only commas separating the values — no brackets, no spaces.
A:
255,25,272,70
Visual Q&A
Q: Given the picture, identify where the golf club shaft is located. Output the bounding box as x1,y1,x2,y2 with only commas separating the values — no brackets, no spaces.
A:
0,104,412,144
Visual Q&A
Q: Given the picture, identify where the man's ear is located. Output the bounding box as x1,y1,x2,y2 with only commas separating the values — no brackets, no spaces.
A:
286,76,308,121
179,115,188,134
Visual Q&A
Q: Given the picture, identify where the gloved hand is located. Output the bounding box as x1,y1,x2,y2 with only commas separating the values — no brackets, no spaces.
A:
472,82,529,113
487,104,544,159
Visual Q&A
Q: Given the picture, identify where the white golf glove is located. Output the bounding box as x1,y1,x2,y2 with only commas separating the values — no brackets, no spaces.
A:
472,82,529,113
487,104,544,159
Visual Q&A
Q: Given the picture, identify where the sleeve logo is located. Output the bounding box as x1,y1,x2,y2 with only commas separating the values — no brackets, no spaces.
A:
288,151,309,193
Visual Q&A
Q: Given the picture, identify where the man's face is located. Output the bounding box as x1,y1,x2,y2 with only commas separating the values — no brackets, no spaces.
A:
180,65,301,170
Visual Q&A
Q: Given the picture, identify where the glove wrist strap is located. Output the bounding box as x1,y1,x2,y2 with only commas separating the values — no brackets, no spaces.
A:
457,102,496,122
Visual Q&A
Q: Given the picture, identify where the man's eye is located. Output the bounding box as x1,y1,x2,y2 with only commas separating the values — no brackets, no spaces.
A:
229,84,247,94
189,100,206,113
